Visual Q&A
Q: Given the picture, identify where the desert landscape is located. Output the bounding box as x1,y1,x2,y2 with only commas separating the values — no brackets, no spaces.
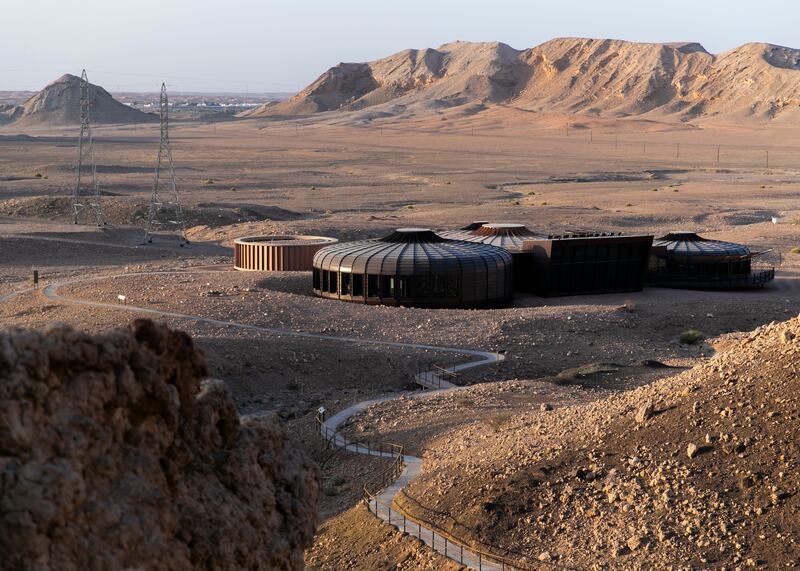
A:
1,36,800,570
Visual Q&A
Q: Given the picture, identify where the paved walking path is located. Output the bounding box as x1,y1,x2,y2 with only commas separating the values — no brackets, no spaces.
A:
322,367,511,571
4,268,513,570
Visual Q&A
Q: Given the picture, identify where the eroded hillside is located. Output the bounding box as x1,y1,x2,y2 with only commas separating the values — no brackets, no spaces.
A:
246,38,800,123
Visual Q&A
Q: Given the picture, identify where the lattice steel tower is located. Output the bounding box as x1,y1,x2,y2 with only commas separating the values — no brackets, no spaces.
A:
144,83,187,245
72,69,105,225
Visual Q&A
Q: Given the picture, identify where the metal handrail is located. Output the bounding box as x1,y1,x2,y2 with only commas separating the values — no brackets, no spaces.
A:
393,490,538,570
415,363,459,389
315,411,404,458
315,411,573,571
433,364,461,378
650,267,775,287
315,411,405,500
366,490,574,571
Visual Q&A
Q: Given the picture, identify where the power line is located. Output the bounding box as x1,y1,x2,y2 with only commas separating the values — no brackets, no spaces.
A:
143,84,188,246
72,69,106,227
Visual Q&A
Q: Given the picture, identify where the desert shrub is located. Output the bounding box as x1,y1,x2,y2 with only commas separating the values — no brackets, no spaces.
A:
680,329,704,345
204,179,214,185
652,188,659,192
486,412,513,431
790,247,800,254
230,187,236,192
34,172,43,178
626,203,633,207
527,191,536,196
286,379,300,391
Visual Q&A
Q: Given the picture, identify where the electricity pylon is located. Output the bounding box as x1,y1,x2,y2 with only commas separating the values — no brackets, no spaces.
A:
143,83,187,245
72,69,105,225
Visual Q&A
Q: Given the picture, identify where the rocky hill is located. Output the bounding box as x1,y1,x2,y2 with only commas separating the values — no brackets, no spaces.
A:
391,315,800,568
3,73,156,126
245,38,800,123
0,319,319,571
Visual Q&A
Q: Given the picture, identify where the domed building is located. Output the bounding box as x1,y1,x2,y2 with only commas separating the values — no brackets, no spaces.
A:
648,231,774,289
312,228,513,308
440,223,543,251
439,223,543,290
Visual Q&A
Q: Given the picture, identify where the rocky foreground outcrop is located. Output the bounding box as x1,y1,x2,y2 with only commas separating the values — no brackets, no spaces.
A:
0,320,319,571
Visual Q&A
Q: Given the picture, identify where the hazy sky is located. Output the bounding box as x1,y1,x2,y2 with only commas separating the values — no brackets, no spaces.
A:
3,0,799,93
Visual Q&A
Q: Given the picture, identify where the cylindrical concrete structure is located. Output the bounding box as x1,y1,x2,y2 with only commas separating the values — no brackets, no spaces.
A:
233,235,338,271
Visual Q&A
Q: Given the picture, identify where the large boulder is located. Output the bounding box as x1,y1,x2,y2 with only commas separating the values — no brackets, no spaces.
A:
0,319,319,571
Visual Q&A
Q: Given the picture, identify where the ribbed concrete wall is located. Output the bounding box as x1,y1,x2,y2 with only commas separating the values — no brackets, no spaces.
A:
233,236,337,272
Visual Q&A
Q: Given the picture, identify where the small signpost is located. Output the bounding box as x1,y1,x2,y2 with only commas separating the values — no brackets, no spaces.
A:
318,406,326,421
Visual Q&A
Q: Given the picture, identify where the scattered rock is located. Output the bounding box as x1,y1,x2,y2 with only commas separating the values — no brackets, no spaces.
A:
635,401,655,423
626,535,643,551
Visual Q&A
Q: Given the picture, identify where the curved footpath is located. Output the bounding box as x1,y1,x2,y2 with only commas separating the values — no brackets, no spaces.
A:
2,269,510,568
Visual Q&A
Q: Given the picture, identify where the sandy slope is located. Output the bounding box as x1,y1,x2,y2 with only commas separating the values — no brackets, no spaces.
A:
4,74,156,126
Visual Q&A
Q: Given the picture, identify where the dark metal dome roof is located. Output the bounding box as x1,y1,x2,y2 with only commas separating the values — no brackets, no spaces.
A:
653,231,751,258
459,221,489,231
439,223,543,252
313,228,513,275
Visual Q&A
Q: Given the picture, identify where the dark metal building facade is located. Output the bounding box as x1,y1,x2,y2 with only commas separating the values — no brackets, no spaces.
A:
648,231,775,289
521,233,654,297
312,228,513,307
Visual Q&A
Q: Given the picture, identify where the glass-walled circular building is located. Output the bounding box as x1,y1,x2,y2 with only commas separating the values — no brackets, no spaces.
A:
648,231,774,289
312,228,513,308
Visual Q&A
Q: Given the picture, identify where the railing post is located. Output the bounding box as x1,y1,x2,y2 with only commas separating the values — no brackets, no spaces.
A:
403,515,406,533
432,530,435,549
445,537,448,557
460,545,463,564
479,552,482,570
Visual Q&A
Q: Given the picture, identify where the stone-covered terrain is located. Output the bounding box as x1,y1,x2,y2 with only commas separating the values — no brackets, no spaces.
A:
349,317,800,569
